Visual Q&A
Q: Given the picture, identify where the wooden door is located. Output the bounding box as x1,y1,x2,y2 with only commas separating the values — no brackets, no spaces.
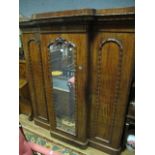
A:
88,32,134,152
22,33,50,129
40,33,88,147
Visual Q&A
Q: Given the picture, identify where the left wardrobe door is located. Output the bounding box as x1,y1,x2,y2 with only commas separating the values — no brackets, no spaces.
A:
22,33,50,129
40,33,88,147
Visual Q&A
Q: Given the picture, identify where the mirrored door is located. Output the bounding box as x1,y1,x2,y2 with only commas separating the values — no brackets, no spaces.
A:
48,37,76,135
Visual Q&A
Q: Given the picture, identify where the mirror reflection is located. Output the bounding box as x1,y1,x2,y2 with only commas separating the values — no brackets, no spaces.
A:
49,37,76,135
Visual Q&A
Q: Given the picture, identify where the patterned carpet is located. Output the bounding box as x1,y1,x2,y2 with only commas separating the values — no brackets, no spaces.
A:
23,128,86,155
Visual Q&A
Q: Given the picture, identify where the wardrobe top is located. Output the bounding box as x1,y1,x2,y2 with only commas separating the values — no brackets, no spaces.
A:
19,7,134,26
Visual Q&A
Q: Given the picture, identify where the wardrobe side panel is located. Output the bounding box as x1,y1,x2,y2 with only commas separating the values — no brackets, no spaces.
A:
22,34,49,127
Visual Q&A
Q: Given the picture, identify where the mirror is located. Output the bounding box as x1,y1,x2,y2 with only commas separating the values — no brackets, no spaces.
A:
48,37,76,135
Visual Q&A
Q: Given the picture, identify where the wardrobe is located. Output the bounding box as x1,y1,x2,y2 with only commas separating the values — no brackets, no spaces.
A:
20,7,135,155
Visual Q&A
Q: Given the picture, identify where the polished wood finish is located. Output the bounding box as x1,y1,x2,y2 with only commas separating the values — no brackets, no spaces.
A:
40,33,88,146
21,34,50,129
20,7,135,154
19,60,26,79
32,8,95,19
88,32,134,154
96,7,134,15
19,60,33,120
20,7,134,23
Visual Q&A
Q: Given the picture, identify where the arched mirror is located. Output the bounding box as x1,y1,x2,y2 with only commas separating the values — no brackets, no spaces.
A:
48,37,76,135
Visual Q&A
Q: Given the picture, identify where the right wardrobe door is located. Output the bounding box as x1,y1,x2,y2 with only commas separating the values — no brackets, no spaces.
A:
88,32,134,154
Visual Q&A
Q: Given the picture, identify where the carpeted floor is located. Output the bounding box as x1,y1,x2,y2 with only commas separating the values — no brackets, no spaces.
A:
20,114,134,155
23,128,86,155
